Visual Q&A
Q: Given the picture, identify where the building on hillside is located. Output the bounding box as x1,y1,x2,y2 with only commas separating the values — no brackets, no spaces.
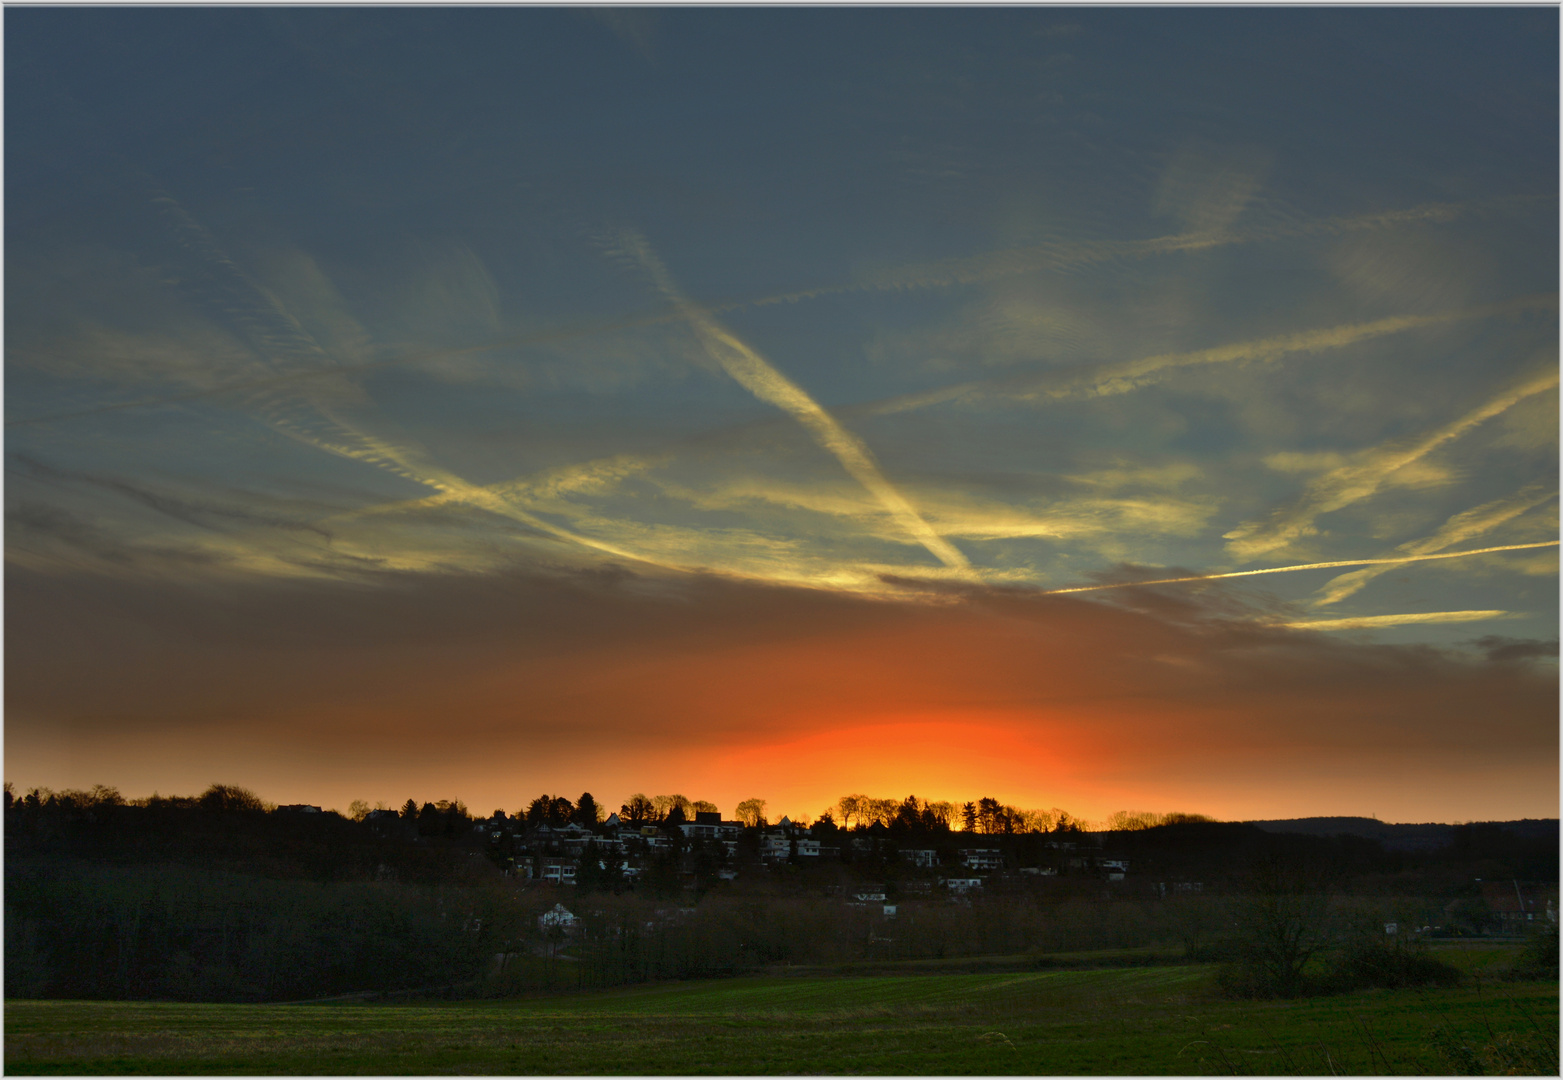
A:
539,903,579,930
902,849,939,868
539,857,577,885
959,848,1003,871
1481,881,1559,927
761,827,818,860
679,811,743,841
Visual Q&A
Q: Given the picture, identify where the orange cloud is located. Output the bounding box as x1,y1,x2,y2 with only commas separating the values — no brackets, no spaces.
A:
6,562,1555,824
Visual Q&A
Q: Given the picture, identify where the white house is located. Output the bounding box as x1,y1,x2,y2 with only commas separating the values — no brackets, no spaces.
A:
539,903,579,930
540,858,577,884
959,848,1003,871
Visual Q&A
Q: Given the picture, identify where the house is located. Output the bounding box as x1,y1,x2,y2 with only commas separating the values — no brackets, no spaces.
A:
959,848,1003,871
1019,866,1058,877
539,903,579,930
679,811,742,842
1481,881,1559,927
539,857,577,885
761,827,818,860
902,849,939,868
944,877,984,892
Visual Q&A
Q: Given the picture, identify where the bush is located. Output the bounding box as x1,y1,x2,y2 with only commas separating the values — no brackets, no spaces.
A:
1214,955,1292,999
1509,922,1558,980
1323,941,1461,992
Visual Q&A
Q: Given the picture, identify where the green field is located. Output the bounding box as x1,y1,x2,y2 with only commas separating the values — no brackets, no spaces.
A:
7,964,1557,1075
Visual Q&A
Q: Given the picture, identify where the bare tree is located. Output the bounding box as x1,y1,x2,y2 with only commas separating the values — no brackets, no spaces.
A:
1227,853,1336,997
735,798,767,828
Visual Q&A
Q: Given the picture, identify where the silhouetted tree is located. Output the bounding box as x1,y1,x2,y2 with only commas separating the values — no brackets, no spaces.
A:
620,794,655,825
735,798,767,828
652,794,692,821
575,840,619,893
1222,852,1336,998
575,793,603,827
836,794,867,829
198,784,266,814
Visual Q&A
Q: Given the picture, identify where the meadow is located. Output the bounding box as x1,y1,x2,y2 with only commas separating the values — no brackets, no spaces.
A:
7,952,1557,1075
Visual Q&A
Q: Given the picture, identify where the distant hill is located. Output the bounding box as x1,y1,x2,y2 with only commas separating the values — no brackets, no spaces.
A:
1244,817,1559,852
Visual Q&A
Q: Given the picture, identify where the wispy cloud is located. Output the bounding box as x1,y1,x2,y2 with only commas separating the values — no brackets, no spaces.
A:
13,198,1530,430
613,228,974,576
120,183,689,577
849,197,1534,296
1282,610,1512,632
7,453,333,540
864,293,1556,417
1225,363,1561,561
1312,485,1557,607
1043,541,1559,595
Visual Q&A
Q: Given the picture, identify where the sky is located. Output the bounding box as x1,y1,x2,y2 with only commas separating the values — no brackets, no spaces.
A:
5,8,1557,825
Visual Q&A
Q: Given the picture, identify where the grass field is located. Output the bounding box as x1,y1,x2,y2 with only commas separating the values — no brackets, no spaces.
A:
7,962,1557,1074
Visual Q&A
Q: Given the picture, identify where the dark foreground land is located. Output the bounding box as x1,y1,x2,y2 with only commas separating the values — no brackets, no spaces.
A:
7,951,1557,1075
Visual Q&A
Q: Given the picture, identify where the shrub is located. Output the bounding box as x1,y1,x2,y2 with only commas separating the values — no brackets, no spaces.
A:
1323,941,1461,992
1509,922,1559,980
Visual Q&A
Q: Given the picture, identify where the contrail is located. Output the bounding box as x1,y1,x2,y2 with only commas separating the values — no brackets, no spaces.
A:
614,228,974,575
131,181,674,571
849,196,1542,296
11,197,1535,429
1312,485,1557,607
1043,541,1559,595
1225,365,1561,561
863,294,1556,418
1281,610,1509,632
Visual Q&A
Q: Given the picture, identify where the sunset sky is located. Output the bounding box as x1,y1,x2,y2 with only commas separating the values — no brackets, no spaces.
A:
6,8,1557,825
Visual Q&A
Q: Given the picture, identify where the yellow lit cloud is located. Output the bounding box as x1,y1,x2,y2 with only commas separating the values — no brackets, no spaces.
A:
1044,541,1560,595
614,228,974,577
1281,610,1511,632
1225,363,1561,561
872,294,1556,417
850,197,1525,297
1312,485,1557,607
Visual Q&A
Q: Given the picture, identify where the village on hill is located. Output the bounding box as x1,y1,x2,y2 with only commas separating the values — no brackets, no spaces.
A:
332,791,1556,938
